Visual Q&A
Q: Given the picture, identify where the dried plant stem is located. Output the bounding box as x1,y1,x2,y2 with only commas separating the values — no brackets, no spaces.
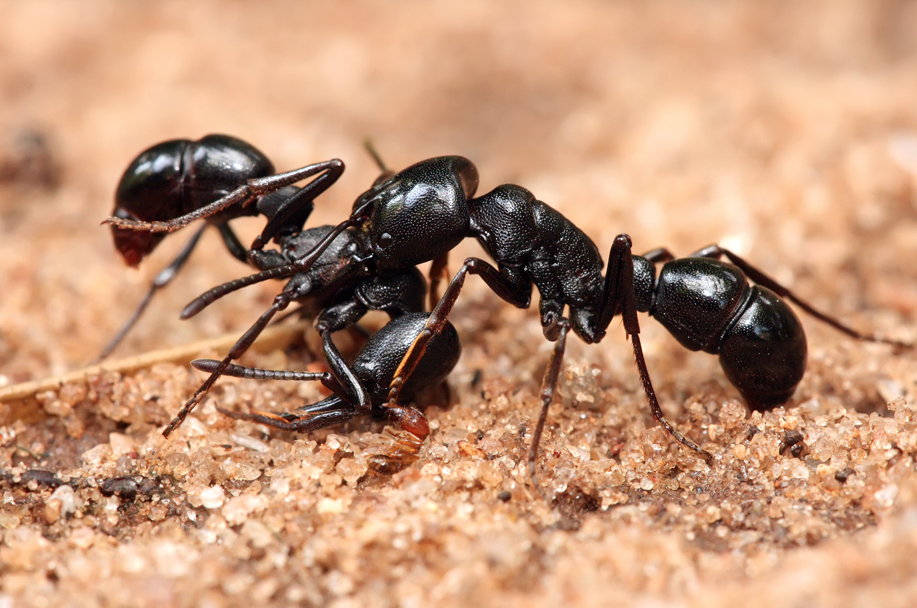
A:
0,320,309,402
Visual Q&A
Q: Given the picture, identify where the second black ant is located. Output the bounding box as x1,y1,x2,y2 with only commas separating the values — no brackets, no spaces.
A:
100,134,343,359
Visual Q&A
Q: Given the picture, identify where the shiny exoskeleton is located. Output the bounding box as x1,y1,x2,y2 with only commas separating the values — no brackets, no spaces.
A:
634,253,806,409
115,154,906,485
100,134,343,358
192,312,461,472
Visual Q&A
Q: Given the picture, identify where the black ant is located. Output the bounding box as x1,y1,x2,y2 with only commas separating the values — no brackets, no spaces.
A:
112,154,909,488
99,134,344,359
176,156,909,484
191,312,461,472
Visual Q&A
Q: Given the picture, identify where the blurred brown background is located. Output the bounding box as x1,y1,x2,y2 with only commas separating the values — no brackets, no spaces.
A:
1,1,917,607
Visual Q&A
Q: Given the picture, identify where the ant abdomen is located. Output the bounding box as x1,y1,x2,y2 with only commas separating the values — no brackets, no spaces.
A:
645,257,807,410
717,286,807,410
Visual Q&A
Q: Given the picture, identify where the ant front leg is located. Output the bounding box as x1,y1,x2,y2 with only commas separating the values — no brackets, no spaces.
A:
103,159,344,235
526,318,570,498
192,323,372,433
691,245,910,347
596,235,711,459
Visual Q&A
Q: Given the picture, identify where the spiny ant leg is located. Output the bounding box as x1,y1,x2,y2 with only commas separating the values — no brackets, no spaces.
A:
162,291,294,437
630,333,711,460
103,159,344,234
97,224,209,361
598,235,711,459
527,319,570,499
192,358,363,431
386,258,530,406
693,245,910,347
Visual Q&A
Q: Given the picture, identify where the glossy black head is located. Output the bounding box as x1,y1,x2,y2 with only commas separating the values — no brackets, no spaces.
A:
353,156,479,270
111,134,274,266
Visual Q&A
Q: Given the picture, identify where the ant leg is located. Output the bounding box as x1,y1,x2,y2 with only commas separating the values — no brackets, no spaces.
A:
190,359,366,432
97,224,209,361
216,223,249,263
428,253,449,311
313,321,372,413
597,235,712,459
162,290,295,437
103,159,345,234
527,318,570,498
692,245,909,347
385,258,531,406
252,159,345,250
218,313,373,431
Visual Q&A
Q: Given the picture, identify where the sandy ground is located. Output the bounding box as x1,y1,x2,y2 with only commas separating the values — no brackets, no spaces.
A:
1,1,917,606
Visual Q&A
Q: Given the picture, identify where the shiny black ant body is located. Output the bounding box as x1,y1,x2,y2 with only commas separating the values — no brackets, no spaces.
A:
112,153,908,484
100,134,344,358
184,156,908,475
192,312,461,472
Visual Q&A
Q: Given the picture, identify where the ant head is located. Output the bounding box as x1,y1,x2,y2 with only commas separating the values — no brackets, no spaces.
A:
353,156,479,269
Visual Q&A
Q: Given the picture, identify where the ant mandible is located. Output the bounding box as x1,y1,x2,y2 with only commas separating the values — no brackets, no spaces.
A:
186,156,908,486
100,134,344,359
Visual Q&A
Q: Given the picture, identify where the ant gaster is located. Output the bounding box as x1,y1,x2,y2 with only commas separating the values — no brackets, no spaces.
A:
100,134,344,359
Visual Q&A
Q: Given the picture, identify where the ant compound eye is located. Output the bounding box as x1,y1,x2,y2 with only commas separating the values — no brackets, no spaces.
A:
378,233,393,248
